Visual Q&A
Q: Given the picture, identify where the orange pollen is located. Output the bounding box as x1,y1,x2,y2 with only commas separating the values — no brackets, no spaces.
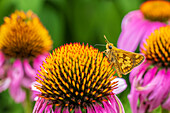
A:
141,26,170,67
0,10,52,58
140,1,170,22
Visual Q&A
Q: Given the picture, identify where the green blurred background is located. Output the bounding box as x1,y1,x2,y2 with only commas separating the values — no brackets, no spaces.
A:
0,0,144,113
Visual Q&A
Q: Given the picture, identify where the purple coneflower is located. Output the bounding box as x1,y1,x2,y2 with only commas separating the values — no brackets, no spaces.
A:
0,10,52,103
128,26,170,113
118,0,170,51
33,43,126,113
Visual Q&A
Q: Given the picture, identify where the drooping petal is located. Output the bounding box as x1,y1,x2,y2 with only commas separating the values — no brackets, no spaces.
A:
93,103,106,113
128,76,141,113
121,10,143,30
45,104,54,113
0,77,11,92
31,81,41,101
9,59,25,102
162,69,170,110
74,106,82,113
23,59,36,78
87,105,95,113
33,98,47,113
108,95,124,113
0,51,5,67
148,69,170,111
102,101,116,113
140,22,166,50
118,11,148,51
54,107,62,113
33,54,47,73
112,78,127,94
63,107,69,113
21,77,33,88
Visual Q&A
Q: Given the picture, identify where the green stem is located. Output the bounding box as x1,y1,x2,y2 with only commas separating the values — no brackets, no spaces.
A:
24,89,32,113
162,108,170,113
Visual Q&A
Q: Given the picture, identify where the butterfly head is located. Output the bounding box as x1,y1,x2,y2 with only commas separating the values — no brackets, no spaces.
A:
104,35,114,50
106,43,114,50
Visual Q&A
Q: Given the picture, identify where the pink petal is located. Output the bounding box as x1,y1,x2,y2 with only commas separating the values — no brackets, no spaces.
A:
121,10,143,30
33,54,47,73
0,51,5,67
23,59,36,78
63,107,69,113
21,77,33,88
87,105,95,113
9,59,25,102
31,82,41,101
45,104,54,113
93,103,106,113
128,77,140,113
54,107,62,113
148,69,170,111
102,101,116,113
0,77,11,92
162,69,170,110
140,22,166,50
74,106,82,113
112,78,127,94
33,98,47,113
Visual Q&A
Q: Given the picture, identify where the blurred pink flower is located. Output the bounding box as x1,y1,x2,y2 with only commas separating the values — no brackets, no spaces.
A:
32,43,126,113
0,10,52,103
118,0,170,51
128,26,170,113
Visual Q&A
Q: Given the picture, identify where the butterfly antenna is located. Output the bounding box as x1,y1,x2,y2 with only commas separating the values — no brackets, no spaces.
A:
94,44,105,47
104,35,110,43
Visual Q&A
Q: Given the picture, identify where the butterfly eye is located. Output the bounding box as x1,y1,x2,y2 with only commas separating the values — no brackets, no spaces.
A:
109,45,112,49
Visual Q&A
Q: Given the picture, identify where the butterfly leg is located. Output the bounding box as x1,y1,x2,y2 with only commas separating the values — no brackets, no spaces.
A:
112,63,122,78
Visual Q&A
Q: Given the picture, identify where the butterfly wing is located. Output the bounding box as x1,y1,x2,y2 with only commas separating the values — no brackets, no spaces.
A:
114,48,145,75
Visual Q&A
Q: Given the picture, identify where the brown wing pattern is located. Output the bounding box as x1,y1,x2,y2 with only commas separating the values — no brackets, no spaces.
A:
114,48,144,75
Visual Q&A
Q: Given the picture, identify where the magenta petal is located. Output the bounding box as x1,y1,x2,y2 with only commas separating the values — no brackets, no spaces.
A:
113,95,125,113
33,54,47,73
9,59,26,102
142,66,158,86
24,59,36,78
0,51,5,67
129,62,150,83
162,69,170,110
138,102,148,113
128,78,139,113
74,106,82,113
112,78,127,94
93,103,106,113
118,19,149,52
33,98,47,113
0,67,5,78
33,98,41,113
0,77,11,92
54,107,62,113
63,107,69,113
87,105,95,113
108,95,124,113
45,104,54,113
140,22,166,50
148,69,170,111
162,95,170,110
102,101,116,113
21,77,33,88
121,10,143,30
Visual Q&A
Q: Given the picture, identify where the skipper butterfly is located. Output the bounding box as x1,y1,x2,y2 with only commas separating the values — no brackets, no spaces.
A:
103,35,145,77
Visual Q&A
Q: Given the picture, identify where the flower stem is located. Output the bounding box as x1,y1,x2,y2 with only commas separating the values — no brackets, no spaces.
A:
24,89,32,113
162,108,170,113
